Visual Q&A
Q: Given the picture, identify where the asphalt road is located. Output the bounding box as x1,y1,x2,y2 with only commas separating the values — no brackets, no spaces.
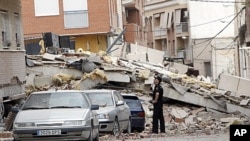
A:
116,132,230,141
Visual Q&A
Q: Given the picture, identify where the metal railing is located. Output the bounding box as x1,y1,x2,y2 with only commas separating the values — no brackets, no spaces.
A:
154,26,167,36
176,22,188,34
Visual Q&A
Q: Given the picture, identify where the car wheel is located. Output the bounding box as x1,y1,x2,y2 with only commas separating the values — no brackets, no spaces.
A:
88,126,93,141
137,127,145,132
112,118,120,137
124,118,131,133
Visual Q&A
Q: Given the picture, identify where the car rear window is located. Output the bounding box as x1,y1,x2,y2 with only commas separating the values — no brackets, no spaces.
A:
124,99,141,108
122,95,139,100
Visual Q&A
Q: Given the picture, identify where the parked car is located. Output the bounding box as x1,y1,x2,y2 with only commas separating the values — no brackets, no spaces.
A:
84,89,131,136
12,90,99,141
121,93,145,132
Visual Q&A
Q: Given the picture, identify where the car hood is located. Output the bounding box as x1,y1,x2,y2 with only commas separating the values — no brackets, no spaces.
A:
96,106,114,114
15,109,88,122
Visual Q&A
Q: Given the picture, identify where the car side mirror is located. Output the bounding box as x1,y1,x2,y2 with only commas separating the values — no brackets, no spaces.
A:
116,101,124,106
91,104,99,110
12,107,19,113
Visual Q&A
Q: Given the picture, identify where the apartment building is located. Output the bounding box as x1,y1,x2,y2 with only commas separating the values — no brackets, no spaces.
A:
144,0,191,64
122,0,147,47
21,0,122,54
143,0,245,81
0,0,26,85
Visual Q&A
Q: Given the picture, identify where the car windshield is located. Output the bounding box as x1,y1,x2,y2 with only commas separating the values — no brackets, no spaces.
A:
86,92,114,107
124,99,141,108
22,92,89,110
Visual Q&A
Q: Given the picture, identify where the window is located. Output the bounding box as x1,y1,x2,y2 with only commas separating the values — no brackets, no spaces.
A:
1,10,11,47
14,13,21,47
34,0,59,16
63,0,88,28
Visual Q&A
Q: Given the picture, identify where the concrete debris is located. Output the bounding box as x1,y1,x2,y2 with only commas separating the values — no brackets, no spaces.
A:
42,53,56,61
240,99,250,106
170,108,188,120
81,59,97,73
24,51,250,139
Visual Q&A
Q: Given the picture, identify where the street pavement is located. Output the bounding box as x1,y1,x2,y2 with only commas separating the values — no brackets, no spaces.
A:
119,132,229,141
129,134,228,141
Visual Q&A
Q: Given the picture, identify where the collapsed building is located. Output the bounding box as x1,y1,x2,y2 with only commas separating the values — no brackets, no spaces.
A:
24,51,250,139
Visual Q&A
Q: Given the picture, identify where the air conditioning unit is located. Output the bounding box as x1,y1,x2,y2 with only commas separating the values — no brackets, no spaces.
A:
184,10,189,18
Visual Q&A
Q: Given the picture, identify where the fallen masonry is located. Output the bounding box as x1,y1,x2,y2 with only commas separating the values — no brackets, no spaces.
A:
22,51,250,139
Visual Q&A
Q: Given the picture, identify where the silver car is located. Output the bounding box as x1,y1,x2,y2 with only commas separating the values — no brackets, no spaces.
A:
84,89,131,136
12,90,99,141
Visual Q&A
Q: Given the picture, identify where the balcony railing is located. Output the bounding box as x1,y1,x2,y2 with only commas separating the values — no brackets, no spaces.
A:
176,22,188,34
154,26,167,37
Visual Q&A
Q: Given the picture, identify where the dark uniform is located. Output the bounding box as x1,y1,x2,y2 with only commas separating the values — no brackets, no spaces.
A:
152,84,165,133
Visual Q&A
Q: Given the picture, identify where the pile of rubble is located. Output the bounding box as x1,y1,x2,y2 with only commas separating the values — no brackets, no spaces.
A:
24,51,250,139
99,94,250,140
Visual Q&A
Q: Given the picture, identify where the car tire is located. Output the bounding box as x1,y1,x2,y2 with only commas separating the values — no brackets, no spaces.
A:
137,127,145,132
124,118,131,133
3,103,12,118
88,126,93,141
112,118,120,137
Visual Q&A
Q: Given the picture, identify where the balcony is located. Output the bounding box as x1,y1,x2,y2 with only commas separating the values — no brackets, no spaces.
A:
176,22,188,34
145,0,168,5
154,26,167,37
123,0,140,10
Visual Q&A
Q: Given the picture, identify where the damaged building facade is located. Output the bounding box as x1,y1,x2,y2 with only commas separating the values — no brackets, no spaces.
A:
22,0,123,54
0,0,26,118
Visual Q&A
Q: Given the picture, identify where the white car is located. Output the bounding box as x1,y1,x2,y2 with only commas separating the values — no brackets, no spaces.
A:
12,90,99,141
84,89,131,136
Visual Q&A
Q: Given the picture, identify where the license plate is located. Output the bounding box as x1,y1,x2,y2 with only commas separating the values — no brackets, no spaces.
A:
37,129,61,136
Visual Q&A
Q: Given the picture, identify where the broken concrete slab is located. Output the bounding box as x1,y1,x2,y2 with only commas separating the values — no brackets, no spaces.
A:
101,65,133,72
218,74,250,97
105,72,130,83
79,78,107,90
81,59,97,73
220,117,241,123
26,65,83,78
163,85,227,113
240,99,250,106
26,74,36,86
34,75,53,87
170,108,188,119
137,69,151,79
226,103,250,117
87,54,103,65
42,53,56,61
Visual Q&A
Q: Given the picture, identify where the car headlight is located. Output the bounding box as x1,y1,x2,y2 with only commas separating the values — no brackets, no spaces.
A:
14,122,35,128
63,120,86,126
98,113,109,119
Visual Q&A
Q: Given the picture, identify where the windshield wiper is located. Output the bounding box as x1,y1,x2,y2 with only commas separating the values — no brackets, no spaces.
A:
50,106,82,109
22,107,49,110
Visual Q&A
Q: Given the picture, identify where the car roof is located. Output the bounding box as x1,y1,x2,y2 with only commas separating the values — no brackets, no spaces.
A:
83,89,116,93
121,93,137,97
31,90,85,94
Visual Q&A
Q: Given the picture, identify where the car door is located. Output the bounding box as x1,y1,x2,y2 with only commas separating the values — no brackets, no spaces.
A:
114,91,130,129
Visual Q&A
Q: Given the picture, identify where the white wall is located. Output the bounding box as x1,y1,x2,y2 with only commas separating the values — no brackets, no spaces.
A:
212,45,235,80
111,43,165,64
189,0,235,39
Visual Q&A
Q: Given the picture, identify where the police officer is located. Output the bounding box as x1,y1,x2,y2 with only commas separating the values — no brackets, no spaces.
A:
150,75,165,134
